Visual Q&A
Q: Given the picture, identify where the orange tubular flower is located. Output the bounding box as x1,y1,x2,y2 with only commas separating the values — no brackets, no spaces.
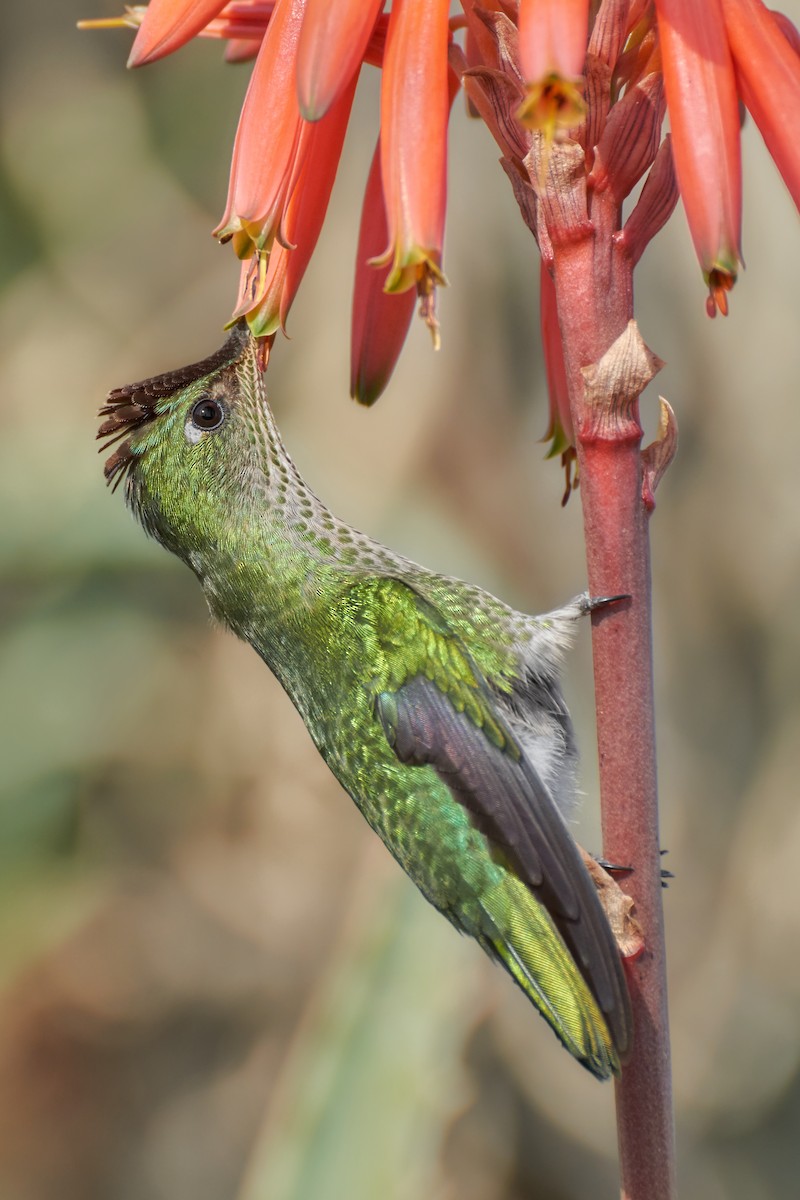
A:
517,0,589,133
234,71,360,336
655,0,743,316
128,0,229,66
721,0,800,211
81,0,800,382
378,0,450,320
351,140,417,406
214,0,306,259
296,0,384,120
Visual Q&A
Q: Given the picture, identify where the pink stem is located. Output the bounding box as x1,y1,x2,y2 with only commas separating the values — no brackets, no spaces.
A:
551,206,676,1199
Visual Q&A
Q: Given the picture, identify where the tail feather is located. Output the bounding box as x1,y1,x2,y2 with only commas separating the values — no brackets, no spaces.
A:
480,876,620,1080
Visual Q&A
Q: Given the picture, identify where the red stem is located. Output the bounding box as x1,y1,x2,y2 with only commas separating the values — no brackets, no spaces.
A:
552,214,676,1199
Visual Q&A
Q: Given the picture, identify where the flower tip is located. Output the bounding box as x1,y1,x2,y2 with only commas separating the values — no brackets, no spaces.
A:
297,80,331,124
296,52,333,121
350,369,387,407
298,99,323,123
127,27,168,68
126,0,230,67
126,44,149,69
245,306,282,340
383,254,446,298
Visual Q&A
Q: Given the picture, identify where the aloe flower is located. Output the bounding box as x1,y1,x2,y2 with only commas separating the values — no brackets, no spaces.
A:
214,1,306,260
296,0,384,119
127,0,228,64
655,0,743,316
350,140,418,406
378,0,450,309
721,0,800,211
517,0,590,135
231,70,359,337
81,0,800,397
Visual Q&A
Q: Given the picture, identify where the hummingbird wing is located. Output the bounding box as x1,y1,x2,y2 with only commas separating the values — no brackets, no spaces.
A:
370,578,631,1066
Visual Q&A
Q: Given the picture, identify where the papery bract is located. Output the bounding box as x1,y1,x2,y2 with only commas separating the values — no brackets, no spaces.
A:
589,71,666,204
621,135,680,268
539,258,575,505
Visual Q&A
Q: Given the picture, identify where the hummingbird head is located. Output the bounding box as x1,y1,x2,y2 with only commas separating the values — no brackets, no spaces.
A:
98,323,267,558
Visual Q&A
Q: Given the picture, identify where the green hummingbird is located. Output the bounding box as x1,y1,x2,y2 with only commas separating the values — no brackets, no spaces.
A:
98,323,632,1078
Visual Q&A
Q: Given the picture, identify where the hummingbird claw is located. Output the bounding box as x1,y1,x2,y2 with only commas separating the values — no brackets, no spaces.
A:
595,852,674,887
595,857,633,877
585,593,632,612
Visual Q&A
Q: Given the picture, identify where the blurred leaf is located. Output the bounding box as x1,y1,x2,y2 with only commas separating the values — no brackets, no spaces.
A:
0,605,175,797
0,863,107,989
0,164,44,289
238,846,481,1200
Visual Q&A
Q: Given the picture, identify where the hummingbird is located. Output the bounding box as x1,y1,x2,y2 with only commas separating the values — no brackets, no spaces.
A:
98,323,632,1078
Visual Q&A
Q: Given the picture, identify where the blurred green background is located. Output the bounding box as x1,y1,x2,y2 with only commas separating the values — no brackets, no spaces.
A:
1,3,799,1197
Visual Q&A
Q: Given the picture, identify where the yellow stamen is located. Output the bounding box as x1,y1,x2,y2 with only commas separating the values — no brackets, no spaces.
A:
705,267,736,318
417,272,441,351
517,74,586,135
77,7,146,32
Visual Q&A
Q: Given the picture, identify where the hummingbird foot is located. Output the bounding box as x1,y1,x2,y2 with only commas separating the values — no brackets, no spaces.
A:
595,850,674,888
582,593,632,614
594,856,633,877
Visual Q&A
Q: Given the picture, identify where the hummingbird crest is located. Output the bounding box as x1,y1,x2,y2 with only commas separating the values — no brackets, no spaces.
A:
98,322,251,490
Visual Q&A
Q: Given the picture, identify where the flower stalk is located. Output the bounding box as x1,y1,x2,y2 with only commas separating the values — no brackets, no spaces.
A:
480,0,681,1182
543,149,676,1200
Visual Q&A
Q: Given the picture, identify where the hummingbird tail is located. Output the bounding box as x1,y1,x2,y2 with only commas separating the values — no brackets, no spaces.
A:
480,877,620,1080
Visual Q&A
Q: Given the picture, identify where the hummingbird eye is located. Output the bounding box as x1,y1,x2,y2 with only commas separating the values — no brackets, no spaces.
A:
191,396,225,431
